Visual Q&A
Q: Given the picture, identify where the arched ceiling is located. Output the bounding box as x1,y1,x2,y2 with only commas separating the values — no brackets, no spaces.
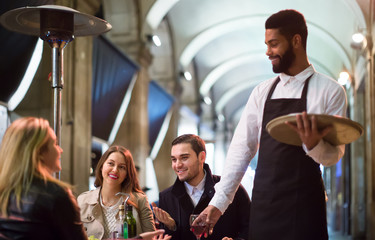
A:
146,0,368,135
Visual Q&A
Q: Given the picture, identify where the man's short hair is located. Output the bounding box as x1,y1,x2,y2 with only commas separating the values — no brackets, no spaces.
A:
172,134,206,157
265,9,308,50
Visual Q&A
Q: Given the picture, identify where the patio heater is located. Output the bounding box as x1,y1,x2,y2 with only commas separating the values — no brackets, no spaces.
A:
0,5,112,178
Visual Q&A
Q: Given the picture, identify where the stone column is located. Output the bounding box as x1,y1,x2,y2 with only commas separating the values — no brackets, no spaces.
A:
350,89,366,238
364,1,375,237
365,40,375,240
114,45,152,188
153,109,178,191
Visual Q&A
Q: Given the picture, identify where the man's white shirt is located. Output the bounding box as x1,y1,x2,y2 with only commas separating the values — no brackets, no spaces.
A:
184,170,206,207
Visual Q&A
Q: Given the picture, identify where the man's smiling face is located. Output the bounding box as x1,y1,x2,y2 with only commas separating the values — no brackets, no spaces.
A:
265,28,296,74
171,143,204,186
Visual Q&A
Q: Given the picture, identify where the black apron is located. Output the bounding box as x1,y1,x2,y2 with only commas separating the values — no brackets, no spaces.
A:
249,75,328,240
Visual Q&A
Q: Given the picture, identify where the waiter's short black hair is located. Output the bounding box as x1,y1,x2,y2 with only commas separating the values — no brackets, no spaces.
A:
172,134,206,157
265,9,308,50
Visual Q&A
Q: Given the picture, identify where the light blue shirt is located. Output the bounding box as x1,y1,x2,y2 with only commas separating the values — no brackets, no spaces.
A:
184,170,206,207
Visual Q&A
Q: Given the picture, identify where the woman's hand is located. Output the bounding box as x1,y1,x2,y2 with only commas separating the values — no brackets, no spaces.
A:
139,229,171,240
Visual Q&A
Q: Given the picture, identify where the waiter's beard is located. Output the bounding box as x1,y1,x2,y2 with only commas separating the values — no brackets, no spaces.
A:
272,42,296,74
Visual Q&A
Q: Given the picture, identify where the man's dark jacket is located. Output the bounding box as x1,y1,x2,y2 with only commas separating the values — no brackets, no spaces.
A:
158,163,250,240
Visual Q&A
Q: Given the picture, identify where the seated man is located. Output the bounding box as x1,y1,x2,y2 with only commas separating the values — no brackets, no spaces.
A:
153,134,250,240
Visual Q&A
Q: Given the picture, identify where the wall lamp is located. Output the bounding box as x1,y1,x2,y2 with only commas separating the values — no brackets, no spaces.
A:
351,32,367,50
338,71,350,86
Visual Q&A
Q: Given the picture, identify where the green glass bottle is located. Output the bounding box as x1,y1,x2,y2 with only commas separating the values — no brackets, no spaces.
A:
125,204,137,238
116,204,128,239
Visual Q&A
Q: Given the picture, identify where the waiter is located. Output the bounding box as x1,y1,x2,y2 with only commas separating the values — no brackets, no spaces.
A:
195,9,347,240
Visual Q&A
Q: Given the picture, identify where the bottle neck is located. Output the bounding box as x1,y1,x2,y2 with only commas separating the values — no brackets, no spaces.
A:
126,210,133,216
119,210,125,220
125,206,133,216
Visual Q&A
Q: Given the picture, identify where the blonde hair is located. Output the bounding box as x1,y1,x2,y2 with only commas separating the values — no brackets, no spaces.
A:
0,117,70,217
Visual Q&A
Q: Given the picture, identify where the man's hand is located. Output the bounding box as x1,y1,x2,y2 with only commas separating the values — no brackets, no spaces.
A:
193,205,222,237
152,204,176,231
285,111,332,150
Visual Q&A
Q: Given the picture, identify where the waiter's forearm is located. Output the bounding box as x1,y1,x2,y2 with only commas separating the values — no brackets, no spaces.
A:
210,153,251,212
304,140,345,166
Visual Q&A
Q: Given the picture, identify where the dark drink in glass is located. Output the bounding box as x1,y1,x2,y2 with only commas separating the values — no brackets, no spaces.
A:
189,214,207,240
191,225,206,239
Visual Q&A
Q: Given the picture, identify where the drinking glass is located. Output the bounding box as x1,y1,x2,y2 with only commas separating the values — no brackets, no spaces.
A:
189,214,207,240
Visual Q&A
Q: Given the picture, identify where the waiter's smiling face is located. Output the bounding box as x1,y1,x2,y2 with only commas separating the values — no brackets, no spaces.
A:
265,28,296,74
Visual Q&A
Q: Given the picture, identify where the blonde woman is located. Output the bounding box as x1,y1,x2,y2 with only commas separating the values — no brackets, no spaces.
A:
0,117,87,240
78,145,156,239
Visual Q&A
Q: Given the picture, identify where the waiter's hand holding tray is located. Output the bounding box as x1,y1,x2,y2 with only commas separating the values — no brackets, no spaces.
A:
266,113,364,146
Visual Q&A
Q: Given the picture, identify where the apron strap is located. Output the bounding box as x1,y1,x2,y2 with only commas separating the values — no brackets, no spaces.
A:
266,73,314,102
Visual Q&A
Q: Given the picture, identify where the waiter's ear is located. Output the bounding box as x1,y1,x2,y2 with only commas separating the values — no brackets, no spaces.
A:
292,33,302,49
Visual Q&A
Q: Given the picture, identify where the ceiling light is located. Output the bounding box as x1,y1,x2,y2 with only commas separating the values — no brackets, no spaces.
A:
217,114,225,122
146,34,161,47
152,35,161,46
203,96,212,105
183,71,192,81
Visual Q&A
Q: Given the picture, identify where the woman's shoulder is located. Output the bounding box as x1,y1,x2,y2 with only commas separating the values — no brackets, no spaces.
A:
130,191,148,201
26,179,76,213
131,191,147,197
129,191,150,207
31,178,67,197
77,188,100,205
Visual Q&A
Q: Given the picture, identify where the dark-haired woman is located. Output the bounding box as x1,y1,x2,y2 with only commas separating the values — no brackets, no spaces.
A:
77,145,155,239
